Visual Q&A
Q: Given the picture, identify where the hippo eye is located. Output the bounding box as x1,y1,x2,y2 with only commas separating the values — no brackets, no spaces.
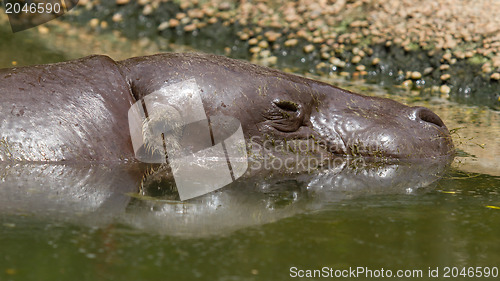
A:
274,100,299,112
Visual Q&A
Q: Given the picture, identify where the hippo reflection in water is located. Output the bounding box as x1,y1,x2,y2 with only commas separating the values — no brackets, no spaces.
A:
0,159,449,236
0,53,454,226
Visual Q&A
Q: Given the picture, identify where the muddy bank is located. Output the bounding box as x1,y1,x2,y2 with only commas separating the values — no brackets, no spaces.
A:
60,0,500,109
1,2,499,176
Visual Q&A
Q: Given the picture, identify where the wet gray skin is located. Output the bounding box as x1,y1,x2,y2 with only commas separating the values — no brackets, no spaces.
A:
0,52,453,163
0,53,455,230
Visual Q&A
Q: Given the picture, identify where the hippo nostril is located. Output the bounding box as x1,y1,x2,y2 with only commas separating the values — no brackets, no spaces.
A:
412,107,445,127
274,99,299,112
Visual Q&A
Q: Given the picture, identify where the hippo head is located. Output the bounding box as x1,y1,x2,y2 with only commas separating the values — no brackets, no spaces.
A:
121,53,454,166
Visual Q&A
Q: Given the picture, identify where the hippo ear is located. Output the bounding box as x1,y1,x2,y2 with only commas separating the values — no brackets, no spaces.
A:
263,99,305,132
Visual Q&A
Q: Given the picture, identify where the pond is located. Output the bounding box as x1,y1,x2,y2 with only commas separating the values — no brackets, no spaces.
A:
0,20,499,281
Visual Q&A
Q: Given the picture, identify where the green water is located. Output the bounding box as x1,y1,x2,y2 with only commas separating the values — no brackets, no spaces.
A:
0,20,499,281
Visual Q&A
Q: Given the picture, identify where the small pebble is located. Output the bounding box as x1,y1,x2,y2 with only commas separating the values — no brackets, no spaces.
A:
38,26,49,34
402,80,413,88
423,67,434,75
284,39,298,47
316,62,328,69
180,17,190,25
168,18,179,28
329,57,345,67
442,53,452,61
483,67,493,73
491,73,500,80
371,58,380,65
492,56,500,68
138,37,150,47
116,0,130,4
218,2,231,11
180,2,190,10
440,64,450,70
355,65,366,71
258,41,269,49
183,24,196,32
176,13,186,20
260,50,271,57
454,51,465,59
249,46,261,54
239,33,249,40
267,56,278,65
158,21,169,31
303,44,315,53
187,9,204,19
248,38,258,45
142,4,153,15
112,13,123,23
351,55,361,64
89,18,99,28
312,37,324,44
264,31,280,42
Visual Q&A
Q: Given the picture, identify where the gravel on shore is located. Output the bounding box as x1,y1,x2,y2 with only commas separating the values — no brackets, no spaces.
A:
39,0,500,108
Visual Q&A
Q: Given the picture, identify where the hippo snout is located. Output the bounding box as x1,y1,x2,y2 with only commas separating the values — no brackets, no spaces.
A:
311,93,454,160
